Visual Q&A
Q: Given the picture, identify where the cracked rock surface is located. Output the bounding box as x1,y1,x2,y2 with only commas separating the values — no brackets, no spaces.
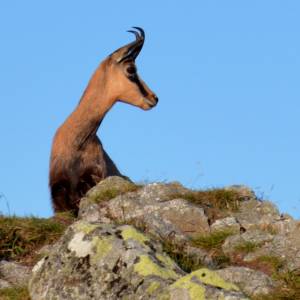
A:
3,176,298,299
29,221,247,300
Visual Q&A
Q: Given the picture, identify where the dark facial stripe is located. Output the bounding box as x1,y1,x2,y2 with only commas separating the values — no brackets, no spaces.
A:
128,74,148,97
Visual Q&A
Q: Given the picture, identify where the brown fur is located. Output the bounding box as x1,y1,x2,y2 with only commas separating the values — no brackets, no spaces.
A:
49,28,158,215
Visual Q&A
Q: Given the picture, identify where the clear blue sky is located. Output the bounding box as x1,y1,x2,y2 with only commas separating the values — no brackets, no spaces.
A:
0,1,299,218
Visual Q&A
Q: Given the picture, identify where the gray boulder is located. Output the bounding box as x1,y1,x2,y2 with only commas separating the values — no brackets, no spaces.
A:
216,266,275,297
29,220,247,300
79,178,211,265
80,178,210,240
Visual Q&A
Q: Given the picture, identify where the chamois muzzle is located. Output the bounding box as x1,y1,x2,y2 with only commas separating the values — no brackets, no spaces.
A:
143,94,159,108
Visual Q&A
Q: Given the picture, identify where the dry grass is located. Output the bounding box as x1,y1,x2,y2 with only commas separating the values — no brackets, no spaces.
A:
170,188,243,222
192,230,234,251
0,286,30,300
234,241,260,254
161,240,203,273
0,212,74,265
192,230,233,268
89,182,141,203
253,268,300,300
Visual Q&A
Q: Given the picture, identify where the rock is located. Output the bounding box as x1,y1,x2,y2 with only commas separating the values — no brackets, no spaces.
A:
233,200,281,231
222,230,274,256
242,228,300,271
29,220,184,300
168,268,248,300
29,220,247,300
79,176,140,222
137,181,190,201
25,178,300,299
0,260,31,287
269,229,300,270
35,243,57,258
184,245,215,268
211,217,240,234
271,216,299,235
216,266,275,297
80,178,210,244
79,178,213,274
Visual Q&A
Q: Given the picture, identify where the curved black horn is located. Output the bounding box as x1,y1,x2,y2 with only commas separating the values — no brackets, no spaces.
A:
132,27,145,39
113,27,145,63
127,30,140,40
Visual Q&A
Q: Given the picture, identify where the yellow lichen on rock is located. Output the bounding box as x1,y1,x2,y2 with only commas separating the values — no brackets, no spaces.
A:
74,222,98,234
91,236,113,263
146,281,161,294
156,253,178,270
170,275,205,300
192,268,239,291
121,226,149,244
134,255,179,280
169,268,240,300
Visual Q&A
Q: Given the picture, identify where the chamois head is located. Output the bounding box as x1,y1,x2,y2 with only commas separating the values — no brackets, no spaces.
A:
106,27,158,110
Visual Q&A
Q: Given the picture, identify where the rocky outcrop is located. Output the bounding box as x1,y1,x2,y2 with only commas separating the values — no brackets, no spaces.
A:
29,221,248,300
1,176,300,299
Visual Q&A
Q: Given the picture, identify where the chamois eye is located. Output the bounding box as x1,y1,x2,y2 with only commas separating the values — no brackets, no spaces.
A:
126,66,136,75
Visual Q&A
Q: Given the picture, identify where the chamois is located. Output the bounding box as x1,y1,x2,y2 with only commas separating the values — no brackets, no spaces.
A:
49,27,158,215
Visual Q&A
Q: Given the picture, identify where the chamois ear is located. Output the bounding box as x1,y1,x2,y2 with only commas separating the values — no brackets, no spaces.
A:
111,27,145,63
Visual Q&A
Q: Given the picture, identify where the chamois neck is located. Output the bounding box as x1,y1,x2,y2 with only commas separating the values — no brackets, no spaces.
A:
63,62,114,148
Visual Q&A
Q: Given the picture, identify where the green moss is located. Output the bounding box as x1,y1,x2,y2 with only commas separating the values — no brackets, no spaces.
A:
121,226,149,244
0,286,30,300
134,255,179,280
0,214,73,262
234,241,260,254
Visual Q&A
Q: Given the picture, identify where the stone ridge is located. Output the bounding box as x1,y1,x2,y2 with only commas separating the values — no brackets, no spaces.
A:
1,176,299,299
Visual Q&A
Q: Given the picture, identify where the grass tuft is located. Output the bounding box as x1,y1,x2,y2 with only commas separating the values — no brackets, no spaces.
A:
161,240,203,273
234,241,260,254
192,230,234,251
89,182,141,203
170,188,243,222
0,286,30,300
255,255,285,274
191,230,233,268
0,212,74,264
253,268,300,300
